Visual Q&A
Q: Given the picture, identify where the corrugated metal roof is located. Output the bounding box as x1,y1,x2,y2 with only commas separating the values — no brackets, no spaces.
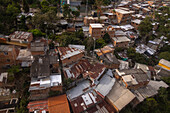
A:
95,70,116,97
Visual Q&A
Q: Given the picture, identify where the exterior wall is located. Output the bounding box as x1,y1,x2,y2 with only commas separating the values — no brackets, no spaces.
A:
105,97,119,112
31,51,45,56
116,13,133,25
89,26,102,39
84,18,95,26
113,41,129,48
122,80,149,90
131,22,139,30
62,52,84,66
0,47,18,69
104,63,120,69
50,86,63,92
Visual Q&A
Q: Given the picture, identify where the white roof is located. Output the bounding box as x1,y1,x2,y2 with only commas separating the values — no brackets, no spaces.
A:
68,45,85,50
118,60,129,70
115,9,133,14
90,23,103,28
120,24,134,31
131,19,141,24
159,59,170,68
112,36,130,42
122,75,138,85
95,70,116,97
66,80,91,100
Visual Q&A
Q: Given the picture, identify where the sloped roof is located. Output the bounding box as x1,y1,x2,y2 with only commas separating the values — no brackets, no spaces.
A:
57,47,84,60
134,80,168,102
106,82,135,111
48,94,70,113
95,70,116,97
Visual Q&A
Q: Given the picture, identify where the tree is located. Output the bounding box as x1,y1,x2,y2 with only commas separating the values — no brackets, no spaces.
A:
159,52,170,61
72,11,80,26
22,0,29,13
28,29,45,37
103,33,111,43
62,4,72,19
95,38,106,49
138,17,153,44
8,65,20,76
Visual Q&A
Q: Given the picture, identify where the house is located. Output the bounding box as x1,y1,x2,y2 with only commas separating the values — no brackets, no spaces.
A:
27,99,48,113
115,8,135,25
120,24,135,31
136,44,156,56
114,30,126,37
29,74,62,100
131,19,142,30
112,36,130,48
95,69,116,98
89,23,104,39
131,14,145,20
106,82,135,112
106,25,115,38
27,94,70,113
16,49,33,67
66,80,91,100
134,63,156,79
95,46,120,69
63,59,106,83
0,45,19,70
158,59,170,72
84,16,108,26
30,55,50,78
48,94,70,113
142,8,150,15
118,60,129,70
8,31,33,44
57,47,84,66
30,39,48,56
69,89,114,113
63,59,92,79
147,38,163,51
132,80,168,106
114,69,150,90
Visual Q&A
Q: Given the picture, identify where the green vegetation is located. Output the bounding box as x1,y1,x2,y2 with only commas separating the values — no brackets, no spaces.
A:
121,87,170,113
0,1,21,34
114,47,158,66
138,17,153,43
56,29,85,46
28,29,46,37
103,33,111,43
155,6,170,39
22,0,29,13
95,38,106,49
159,52,170,61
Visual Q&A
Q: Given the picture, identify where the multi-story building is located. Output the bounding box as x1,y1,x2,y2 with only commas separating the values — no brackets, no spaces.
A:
89,23,104,39
131,19,142,30
115,8,135,25
0,45,19,70
57,47,84,66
